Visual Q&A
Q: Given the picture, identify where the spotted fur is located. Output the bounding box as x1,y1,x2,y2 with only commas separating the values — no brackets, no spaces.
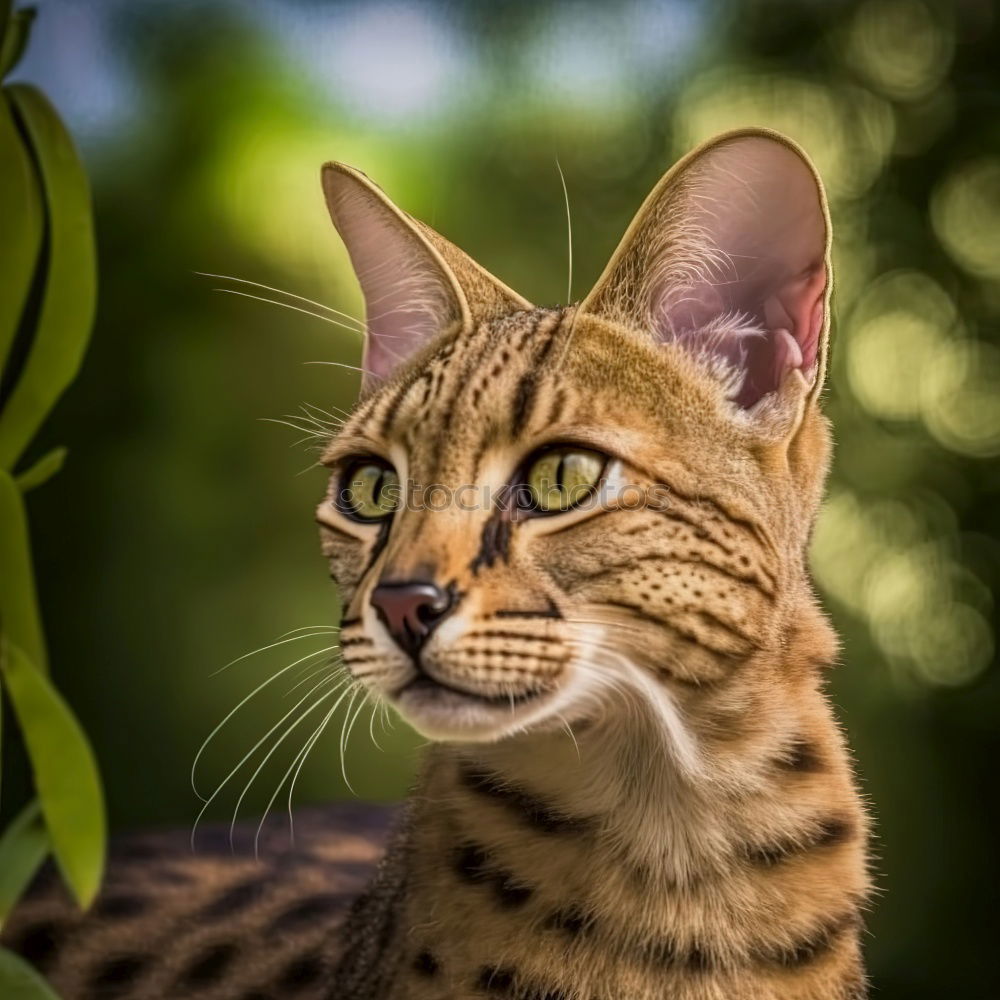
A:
2,805,393,999
3,129,870,1000
322,129,869,999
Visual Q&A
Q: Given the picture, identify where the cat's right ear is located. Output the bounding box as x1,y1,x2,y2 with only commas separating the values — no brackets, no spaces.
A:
322,164,530,391
577,130,830,422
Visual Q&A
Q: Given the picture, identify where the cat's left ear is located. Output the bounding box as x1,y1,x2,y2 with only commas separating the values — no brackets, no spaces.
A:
322,164,530,391
579,129,831,418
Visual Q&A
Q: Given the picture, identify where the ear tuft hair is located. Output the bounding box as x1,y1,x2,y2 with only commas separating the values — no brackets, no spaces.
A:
580,129,831,411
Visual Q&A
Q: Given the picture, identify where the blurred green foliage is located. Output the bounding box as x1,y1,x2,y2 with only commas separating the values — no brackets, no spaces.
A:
1,3,104,994
1,1,998,997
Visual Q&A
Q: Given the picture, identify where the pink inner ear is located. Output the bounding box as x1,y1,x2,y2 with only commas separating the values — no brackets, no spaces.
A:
322,166,463,387
649,136,828,409
735,263,826,407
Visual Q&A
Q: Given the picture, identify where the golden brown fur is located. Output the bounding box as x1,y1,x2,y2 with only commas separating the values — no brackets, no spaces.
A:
4,129,870,1000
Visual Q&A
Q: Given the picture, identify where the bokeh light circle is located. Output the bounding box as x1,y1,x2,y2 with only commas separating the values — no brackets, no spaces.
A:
931,157,1000,280
846,0,954,101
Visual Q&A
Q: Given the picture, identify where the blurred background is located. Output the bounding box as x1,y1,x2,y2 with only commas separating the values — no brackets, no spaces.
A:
2,0,998,995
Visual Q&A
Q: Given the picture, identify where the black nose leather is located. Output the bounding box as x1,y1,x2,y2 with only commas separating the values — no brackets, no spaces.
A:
370,581,453,656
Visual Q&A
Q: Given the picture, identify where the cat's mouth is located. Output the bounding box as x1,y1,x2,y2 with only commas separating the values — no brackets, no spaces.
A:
394,674,545,707
388,669,559,741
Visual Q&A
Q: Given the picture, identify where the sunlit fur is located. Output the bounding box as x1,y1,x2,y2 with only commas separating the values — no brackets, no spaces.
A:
323,303,868,998
1,130,869,1000
319,131,869,1000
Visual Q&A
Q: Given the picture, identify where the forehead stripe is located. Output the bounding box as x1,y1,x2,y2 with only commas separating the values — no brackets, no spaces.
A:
434,319,500,439
508,311,564,435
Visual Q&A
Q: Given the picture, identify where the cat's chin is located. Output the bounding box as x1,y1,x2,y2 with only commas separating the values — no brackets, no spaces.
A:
390,675,563,743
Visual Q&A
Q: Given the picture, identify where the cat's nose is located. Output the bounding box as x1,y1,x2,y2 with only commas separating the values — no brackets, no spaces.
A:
370,580,454,656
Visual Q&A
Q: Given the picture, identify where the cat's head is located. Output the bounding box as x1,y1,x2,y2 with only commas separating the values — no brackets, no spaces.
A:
317,130,834,758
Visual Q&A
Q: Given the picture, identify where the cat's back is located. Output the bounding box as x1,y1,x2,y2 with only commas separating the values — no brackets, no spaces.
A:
1,803,396,1000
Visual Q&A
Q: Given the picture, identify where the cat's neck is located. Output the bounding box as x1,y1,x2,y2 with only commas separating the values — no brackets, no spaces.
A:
387,663,869,1000
442,711,712,883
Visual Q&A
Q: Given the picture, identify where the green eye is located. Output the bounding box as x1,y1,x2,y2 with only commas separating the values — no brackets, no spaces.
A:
523,447,605,514
337,459,399,522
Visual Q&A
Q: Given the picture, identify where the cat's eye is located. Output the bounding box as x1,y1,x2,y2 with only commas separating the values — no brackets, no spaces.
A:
519,447,606,515
335,458,400,522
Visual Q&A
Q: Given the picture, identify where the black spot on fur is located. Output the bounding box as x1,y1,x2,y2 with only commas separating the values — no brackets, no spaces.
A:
268,892,348,932
756,911,859,967
412,950,440,976
94,894,148,919
178,942,238,989
743,816,854,867
454,843,534,908
86,954,152,997
477,965,569,999
780,737,825,772
454,843,492,883
495,874,533,908
478,966,516,992
277,951,324,992
197,878,264,920
644,935,719,973
817,817,854,847
683,945,714,974
545,907,588,936
459,763,590,835
10,919,65,972
150,865,195,886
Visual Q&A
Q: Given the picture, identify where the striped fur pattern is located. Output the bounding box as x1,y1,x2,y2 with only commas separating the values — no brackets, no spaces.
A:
1,805,394,999
321,130,869,998
3,130,870,999
323,307,869,1000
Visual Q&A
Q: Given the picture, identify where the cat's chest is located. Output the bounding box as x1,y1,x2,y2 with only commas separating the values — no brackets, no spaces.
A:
396,811,718,1000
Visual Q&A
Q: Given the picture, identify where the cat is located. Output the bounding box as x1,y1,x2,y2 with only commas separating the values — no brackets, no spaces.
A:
3,128,870,1000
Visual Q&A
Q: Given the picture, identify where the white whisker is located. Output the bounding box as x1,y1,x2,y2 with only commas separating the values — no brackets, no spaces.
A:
282,680,361,848
249,681,357,858
191,643,341,803
367,700,384,752
211,287,365,337
286,659,339,695
339,689,369,795
305,359,376,378
229,675,346,851
195,271,365,330
556,157,573,304
210,629,339,677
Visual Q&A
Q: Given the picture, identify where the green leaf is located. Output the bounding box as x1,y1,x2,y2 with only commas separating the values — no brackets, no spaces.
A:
0,946,60,1000
0,801,49,925
0,641,105,909
0,7,36,80
0,84,96,472
14,447,66,493
0,470,47,673
0,91,44,374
